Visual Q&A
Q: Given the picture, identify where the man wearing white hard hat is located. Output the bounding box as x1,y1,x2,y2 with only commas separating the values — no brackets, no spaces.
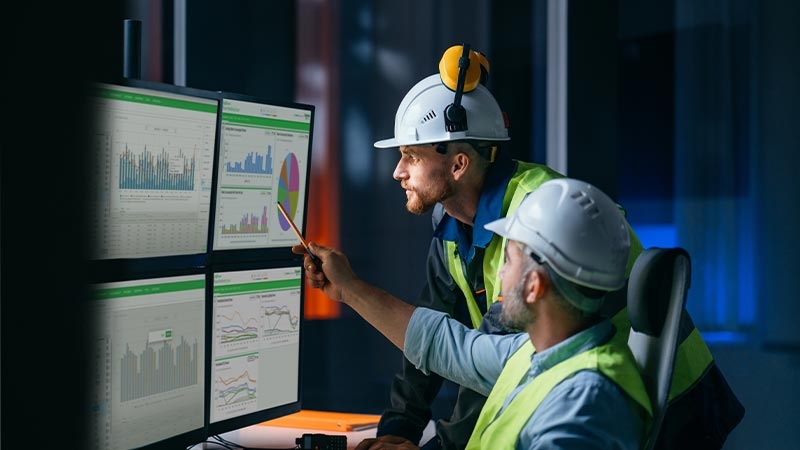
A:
296,178,652,449
372,44,576,450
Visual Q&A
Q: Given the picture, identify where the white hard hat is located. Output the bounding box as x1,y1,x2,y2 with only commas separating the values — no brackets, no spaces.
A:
373,73,510,148
485,178,631,291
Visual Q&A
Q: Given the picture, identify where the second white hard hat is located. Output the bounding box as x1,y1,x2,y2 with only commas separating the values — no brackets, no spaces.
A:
485,178,631,291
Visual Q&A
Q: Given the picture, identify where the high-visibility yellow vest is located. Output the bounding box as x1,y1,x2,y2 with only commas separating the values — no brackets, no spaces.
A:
465,330,652,450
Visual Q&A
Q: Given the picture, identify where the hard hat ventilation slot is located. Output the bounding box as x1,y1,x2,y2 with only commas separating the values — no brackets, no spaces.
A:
420,109,438,125
572,192,601,218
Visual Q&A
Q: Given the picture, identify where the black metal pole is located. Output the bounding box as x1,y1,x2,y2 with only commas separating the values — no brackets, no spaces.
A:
123,19,142,79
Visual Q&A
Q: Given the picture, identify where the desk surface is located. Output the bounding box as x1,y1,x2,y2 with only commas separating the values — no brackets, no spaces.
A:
192,420,435,450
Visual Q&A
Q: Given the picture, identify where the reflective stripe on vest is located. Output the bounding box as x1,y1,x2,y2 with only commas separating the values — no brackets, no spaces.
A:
465,336,652,450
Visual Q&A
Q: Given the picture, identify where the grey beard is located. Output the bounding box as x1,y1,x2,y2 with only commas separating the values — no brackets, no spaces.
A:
499,279,534,331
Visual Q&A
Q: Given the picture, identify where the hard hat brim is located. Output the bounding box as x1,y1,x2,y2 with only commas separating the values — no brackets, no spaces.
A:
484,217,511,239
375,134,510,149
373,137,400,148
373,136,455,148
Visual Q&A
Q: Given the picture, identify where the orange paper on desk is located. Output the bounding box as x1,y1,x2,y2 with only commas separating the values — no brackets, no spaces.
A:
260,409,381,432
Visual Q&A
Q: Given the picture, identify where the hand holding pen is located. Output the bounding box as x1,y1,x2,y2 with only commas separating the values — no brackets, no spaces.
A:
292,242,360,303
278,202,361,301
277,201,322,268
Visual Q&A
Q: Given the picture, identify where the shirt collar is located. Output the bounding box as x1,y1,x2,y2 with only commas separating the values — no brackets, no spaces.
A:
434,154,517,262
529,319,615,378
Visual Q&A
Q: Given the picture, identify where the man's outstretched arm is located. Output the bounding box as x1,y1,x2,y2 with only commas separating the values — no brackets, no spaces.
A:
294,243,416,350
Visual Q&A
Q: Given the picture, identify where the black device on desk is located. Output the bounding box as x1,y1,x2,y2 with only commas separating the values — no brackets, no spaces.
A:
296,433,347,450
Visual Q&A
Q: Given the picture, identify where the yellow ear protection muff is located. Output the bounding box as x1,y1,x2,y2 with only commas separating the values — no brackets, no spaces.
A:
439,44,487,93
437,44,494,155
440,44,475,134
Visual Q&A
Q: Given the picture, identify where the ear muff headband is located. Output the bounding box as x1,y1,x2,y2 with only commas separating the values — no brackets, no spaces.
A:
443,44,471,132
474,51,490,85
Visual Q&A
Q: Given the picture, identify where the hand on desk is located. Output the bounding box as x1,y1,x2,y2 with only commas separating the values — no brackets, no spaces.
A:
355,435,419,450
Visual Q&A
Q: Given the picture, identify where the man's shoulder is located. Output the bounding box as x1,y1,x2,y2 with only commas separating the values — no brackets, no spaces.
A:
502,162,566,209
513,160,565,180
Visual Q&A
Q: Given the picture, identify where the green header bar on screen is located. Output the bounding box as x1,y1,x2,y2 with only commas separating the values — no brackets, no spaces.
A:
95,87,217,113
214,278,301,296
222,112,311,132
94,280,205,300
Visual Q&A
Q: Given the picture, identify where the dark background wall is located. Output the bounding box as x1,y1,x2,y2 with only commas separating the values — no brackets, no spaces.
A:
185,1,296,100
0,1,123,447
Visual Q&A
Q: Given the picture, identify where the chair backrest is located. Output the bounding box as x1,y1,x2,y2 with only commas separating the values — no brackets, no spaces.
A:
626,247,691,450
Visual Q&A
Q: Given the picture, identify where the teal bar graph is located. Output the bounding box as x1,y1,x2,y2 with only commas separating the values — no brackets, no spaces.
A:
119,145,196,190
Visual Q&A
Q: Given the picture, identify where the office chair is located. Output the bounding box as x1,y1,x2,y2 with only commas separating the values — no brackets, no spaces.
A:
626,247,692,450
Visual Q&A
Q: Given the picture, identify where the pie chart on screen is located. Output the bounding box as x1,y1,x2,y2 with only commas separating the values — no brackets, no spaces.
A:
277,153,301,231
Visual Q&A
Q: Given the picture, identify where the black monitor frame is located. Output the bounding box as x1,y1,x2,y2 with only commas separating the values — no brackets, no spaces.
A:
204,258,305,439
88,265,209,450
87,78,222,272
208,90,315,265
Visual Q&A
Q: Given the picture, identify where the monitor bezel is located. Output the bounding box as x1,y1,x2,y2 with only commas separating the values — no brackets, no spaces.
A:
88,265,209,450
204,257,305,439
208,90,315,264
88,78,223,267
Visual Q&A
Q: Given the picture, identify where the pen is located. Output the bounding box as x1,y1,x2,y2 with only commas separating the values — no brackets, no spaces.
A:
276,201,321,267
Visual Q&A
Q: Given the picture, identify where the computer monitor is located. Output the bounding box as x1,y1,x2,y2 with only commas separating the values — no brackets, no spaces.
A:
206,261,304,437
88,270,207,450
88,80,219,261
210,92,314,261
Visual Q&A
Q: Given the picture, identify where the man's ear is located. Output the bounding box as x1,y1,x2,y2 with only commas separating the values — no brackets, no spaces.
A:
451,151,470,180
526,269,547,305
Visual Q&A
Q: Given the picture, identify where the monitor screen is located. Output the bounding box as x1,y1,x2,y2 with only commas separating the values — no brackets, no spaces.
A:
89,81,219,260
207,262,303,436
211,93,314,257
88,271,207,450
